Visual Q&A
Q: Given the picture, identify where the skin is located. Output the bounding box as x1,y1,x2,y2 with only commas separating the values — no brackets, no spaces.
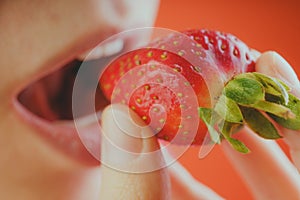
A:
0,1,300,200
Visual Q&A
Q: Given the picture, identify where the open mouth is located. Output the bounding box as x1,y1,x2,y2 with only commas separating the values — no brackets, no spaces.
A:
13,55,117,165
16,37,125,123
16,59,109,122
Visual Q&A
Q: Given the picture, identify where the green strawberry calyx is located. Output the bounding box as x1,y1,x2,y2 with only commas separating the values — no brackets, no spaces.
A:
199,72,300,153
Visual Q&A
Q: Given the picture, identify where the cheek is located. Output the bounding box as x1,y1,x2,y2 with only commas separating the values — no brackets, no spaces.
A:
63,0,159,56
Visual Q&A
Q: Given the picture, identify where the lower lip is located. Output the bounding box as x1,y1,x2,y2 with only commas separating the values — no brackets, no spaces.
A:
12,97,101,166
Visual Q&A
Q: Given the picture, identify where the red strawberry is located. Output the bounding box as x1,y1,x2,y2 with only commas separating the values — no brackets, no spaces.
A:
99,29,254,144
99,29,300,152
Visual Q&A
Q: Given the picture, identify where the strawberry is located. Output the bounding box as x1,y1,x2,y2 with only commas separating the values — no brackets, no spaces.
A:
99,29,300,153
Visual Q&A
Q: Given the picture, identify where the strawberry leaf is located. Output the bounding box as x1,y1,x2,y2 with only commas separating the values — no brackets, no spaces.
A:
241,107,281,139
252,72,290,105
199,108,221,144
224,77,264,105
235,72,290,105
219,121,250,153
268,94,300,130
214,95,243,123
251,100,295,119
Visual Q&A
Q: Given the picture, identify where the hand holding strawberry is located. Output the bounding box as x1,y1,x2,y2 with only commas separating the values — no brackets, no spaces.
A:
222,51,300,199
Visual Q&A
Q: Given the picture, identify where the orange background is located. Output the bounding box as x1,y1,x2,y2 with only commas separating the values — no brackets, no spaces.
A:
155,0,300,199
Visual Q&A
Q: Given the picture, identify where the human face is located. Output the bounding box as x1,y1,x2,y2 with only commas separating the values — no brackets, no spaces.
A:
0,0,159,171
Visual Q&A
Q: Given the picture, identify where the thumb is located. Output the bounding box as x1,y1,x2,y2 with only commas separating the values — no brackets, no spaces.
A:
99,104,170,200
255,51,300,170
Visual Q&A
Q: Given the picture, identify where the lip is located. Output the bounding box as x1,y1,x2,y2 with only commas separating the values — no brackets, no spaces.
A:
11,46,119,166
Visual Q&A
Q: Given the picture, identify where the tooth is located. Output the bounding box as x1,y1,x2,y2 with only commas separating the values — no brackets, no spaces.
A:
78,39,124,61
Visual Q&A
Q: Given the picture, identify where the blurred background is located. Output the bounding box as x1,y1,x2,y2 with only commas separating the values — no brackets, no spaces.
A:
155,0,300,199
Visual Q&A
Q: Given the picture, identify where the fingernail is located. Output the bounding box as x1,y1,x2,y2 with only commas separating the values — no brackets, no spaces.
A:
101,104,145,169
256,51,300,97
270,52,300,97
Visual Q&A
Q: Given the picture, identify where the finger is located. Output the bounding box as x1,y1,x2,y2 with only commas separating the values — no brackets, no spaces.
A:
255,51,300,170
99,104,170,200
221,127,300,199
162,152,224,200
